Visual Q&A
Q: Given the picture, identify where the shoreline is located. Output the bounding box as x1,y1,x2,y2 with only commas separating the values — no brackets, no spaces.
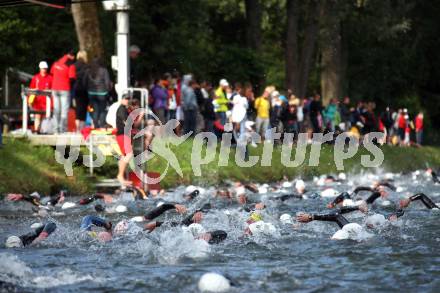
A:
1,137,440,195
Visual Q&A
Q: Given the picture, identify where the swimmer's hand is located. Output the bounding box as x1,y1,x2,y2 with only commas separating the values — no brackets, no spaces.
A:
327,203,335,209
296,213,313,223
388,214,398,221
358,203,368,213
7,194,24,201
144,221,157,232
400,198,411,209
192,211,203,223
255,202,265,210
174,204,187,214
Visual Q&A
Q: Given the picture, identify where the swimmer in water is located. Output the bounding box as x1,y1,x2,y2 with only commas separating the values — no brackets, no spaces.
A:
399,193,439,209
327,186,389,209
6,189,66,208
5,222,57,248
426,168,440,184
144,203,210,232
80,215,113,242
297,205,403,229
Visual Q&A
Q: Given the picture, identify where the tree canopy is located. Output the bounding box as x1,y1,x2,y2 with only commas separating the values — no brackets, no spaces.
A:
1,0,440,140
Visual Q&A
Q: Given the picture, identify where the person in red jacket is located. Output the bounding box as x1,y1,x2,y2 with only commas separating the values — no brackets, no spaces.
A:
50,51,76,133
29,61,52,132
415,112,424,145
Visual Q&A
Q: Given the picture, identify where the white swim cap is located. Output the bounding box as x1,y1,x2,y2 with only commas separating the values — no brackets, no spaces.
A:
30,191,41,199
331,229,349,240
342,223,363,237
198,272,231,292
185,185,198,195
62,202,76,209
321,188,338,198
31,222,43,229
338,173,347,181
186,223,206,237
258,186,268,194
114,220,128,235
342,199,355,207
365,214,386,228
130,216,144,223
249,221,276,236
5,236,23,248
235,185,246,196
282,181,292,188
115,205,127,213
295,180,306,192
280,214,292,224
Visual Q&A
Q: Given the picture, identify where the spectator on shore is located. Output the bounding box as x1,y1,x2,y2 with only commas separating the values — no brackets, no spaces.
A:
270,90,283,137
50,50,76,133
323,98,340,132
281,101,298,138
182,75,198,135
244,83,256,121
309,94,323,133
73,51,88,132
151,76,169,124
231,83,248,140
201,83,216,133
29,61,52,133
254,87,271,140
214,79,230,125
339,96,351,131
85,58,111,128
380,107,394,144
129,45,141,87
415,112,424,145
397,109,407,144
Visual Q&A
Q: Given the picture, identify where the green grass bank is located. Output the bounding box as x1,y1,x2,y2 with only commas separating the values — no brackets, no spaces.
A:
1,137,440,194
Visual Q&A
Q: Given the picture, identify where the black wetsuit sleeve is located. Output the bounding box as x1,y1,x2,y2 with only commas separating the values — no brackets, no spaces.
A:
275,194,302,201
387,209,405,220
244,184,258,193
331,192,351,206
48,195,61,206
78,195,97,205
144,203,176,220
19,222,56,246
378,182,397,191
312,213,349,229
208,230,227,244
432,171,440,184
365,192,381,204
353,186,374,194
22,195,41,207
181,213,195,226
338,206,359,214
409,193,439,209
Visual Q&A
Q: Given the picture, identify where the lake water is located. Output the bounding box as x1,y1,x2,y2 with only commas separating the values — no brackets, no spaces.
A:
1,170,440,292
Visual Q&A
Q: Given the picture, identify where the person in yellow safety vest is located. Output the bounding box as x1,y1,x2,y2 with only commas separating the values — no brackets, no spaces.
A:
254,88,271,140
214,79,230,125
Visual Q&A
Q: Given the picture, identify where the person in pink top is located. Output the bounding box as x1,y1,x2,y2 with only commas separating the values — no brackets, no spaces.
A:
415,112,424,145
50,50,76,133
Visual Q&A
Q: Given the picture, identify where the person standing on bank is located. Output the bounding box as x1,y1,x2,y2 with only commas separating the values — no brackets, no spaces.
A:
85,58,112,128
29,61,52,133
50,50,76,133
73,51,88,132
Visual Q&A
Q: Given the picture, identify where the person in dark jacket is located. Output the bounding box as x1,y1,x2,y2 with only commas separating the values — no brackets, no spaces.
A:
85,58,111,128
73,51,89,132
151,77,168,124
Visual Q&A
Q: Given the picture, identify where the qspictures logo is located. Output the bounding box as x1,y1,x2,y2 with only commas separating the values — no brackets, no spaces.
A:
55,107,385,184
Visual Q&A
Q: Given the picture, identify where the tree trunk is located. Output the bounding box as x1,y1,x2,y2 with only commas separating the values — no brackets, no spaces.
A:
320,1,342,106
285,0,299,94
71,2,104,59
245,0,262,51
298,0,320,98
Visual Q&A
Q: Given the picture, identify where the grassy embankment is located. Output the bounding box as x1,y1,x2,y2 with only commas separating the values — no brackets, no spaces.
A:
1,137,440,194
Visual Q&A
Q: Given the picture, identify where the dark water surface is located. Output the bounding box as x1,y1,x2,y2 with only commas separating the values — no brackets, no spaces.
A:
1,170,440,292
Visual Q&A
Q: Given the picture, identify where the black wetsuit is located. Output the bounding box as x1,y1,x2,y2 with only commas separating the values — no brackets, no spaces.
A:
19,222,56,246
409,193,439,209
273,193,303,202
431,171,440,184
311,212,350,229
330,192,351,206
153,203,212,227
